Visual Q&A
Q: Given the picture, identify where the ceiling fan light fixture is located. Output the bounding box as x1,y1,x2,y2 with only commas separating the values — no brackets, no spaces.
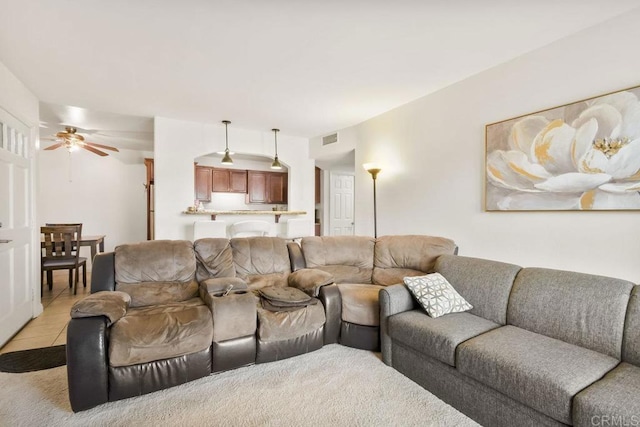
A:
44,126,118,156
270,128,282,170
221,120,233,165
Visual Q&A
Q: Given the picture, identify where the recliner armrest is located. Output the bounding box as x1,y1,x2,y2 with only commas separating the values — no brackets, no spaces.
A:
199,277,248,295
70,291,130,326
67,316,109,412
288,268,335,297
91,252,116,293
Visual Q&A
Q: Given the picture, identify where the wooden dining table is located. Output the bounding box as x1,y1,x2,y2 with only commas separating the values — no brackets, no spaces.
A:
41,234,106,261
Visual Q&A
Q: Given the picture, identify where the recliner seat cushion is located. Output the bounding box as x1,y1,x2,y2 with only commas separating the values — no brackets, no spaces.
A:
257,303,325,342
388,310,499,367
109,298,213,367
373,235,457,286
573,362,640,427
117,281,198,308
230,237,291,290
338,283,384,326
457,325,619,424
193,238,236,282
301,236,374,283
115,240,198,307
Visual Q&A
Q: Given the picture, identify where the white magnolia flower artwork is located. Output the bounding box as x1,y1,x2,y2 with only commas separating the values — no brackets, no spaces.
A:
485,87,640,210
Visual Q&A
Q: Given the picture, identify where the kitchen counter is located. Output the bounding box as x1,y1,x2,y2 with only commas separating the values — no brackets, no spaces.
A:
183,210,306,223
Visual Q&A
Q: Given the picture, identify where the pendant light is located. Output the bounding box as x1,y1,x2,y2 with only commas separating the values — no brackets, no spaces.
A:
221,120,233,165
271,128,282,170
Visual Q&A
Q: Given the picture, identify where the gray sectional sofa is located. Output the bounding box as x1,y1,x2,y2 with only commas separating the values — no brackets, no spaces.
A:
380,254,640,427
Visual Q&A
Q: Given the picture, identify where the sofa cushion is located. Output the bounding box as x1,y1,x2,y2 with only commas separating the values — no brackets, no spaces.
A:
623,286,640,366
115,240,196,284
338,283,384,326
508,268,634,359
301,236,374,283
373,235,457,286
404,273,473,318
109,298,213,367
116,281,199,308
257,302,325,342
193,238,235,282
434,255,520,325
230,237,291,290
114,240,198,307
573,362,640,427
457,325,619,424
388,310,499,366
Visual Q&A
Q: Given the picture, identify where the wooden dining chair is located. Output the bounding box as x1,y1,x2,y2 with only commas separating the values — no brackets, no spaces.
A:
45,223,83,251
41,225,87,295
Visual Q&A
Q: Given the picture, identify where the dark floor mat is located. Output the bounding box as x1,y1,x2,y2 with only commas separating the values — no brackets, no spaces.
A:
0,345,66,373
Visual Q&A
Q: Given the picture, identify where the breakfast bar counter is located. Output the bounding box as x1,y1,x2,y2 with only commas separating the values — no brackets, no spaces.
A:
183,210,306,223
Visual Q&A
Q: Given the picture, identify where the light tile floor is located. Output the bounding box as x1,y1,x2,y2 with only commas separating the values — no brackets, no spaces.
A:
0,270,91,354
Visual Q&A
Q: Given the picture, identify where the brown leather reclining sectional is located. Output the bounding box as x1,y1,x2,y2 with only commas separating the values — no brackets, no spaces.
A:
66,234,456,411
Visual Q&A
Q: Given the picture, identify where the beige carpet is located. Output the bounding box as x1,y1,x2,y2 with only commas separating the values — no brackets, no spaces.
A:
0,344,478,426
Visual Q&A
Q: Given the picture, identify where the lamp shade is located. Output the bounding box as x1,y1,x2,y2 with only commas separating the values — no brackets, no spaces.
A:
363,163,381,179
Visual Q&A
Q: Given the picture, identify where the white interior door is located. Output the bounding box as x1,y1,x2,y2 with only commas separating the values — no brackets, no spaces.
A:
329,172,355,236
0,109,35,346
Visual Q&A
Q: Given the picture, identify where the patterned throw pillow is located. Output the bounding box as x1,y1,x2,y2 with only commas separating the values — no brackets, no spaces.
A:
403,273,473,318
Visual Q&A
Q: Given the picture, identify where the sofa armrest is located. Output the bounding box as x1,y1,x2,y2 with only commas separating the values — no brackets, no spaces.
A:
91,252,116,293
380,284,416,366
199,277,248,295
67,316,109,412
319,284,341,344
201,289,258,343
288,268,335,297
70,291,130,326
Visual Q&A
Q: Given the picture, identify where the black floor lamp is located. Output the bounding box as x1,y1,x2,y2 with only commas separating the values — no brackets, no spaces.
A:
363,163,381,238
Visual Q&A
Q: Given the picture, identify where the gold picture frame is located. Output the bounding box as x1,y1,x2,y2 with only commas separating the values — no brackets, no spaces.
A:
485,84,640,211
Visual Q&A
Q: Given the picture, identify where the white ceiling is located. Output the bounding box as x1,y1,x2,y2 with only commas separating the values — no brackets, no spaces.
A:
2,1,640,140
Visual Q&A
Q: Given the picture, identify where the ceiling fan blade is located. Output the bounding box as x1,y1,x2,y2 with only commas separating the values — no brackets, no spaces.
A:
44,142,65,150
84,141,119,152
81,145,109,156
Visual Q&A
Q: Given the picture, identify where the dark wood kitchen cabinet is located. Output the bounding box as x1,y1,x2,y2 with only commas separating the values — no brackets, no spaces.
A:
268,172,287,204
247,171,288,204
194,166,212,202
212,168,247,193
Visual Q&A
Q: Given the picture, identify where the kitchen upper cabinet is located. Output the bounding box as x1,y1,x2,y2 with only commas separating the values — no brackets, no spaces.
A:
247,171,288,204
195,166,212,202
211,168,230,192
212,168,247,193
268,172,288,204
247,171,269,203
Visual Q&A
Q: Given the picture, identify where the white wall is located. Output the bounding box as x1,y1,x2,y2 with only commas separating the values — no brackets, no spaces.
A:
37,148,147,260
326,9,640,282
154,118,314,240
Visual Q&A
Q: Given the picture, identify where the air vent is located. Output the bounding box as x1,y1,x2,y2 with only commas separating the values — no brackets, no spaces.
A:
322,133,338,146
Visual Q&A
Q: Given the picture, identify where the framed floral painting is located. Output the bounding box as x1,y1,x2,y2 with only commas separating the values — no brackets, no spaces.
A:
485,85,640,211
